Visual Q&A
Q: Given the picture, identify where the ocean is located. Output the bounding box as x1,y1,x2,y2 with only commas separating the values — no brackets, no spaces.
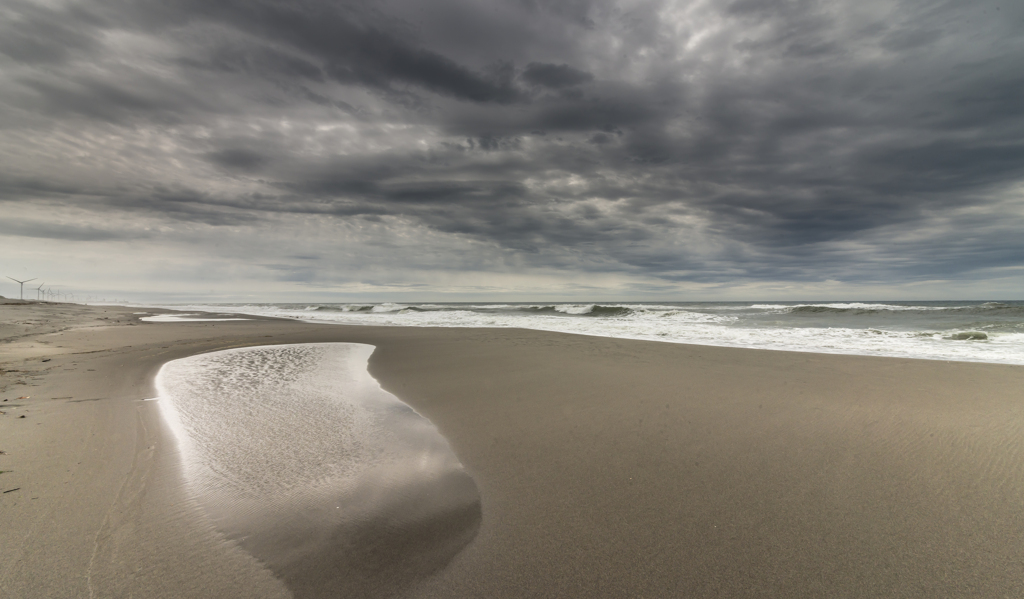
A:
160,300,1024,365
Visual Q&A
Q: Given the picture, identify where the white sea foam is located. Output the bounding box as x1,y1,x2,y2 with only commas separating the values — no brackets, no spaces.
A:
157,343,467,500
153,302,1024,365
155,343,481,594
141,313,249,322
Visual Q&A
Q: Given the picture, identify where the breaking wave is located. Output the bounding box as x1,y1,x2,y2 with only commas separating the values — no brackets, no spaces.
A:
790,305,883,315
782,303,1024,316
311,305,375,312
154,300,1024,365
582,305,633,317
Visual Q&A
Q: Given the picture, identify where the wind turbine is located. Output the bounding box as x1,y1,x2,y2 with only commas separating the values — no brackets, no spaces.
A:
35,283,45,301
7,276,37,300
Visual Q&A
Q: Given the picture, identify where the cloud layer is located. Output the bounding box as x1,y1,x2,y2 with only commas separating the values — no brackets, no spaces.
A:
2,0,1022,299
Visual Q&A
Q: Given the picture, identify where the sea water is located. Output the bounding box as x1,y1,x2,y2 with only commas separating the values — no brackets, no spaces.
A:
156,343,480,596
159,301,1024,365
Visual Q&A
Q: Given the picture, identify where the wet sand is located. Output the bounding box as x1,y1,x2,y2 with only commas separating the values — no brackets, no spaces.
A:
157,343,482,598
2,301,1024,597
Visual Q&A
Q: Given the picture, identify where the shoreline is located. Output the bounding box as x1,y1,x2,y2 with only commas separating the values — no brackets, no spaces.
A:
3,303,1024,597
157,299,1024,367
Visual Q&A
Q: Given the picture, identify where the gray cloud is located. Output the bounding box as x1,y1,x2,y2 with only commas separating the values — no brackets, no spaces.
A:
0,217,147,242
2,0,1023,297
521,62,593,88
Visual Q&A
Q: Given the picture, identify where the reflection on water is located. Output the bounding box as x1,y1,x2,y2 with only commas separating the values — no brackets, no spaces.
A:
156,343,481,598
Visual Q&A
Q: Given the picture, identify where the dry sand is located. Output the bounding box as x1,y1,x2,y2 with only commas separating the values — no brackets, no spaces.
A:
2,301,1024,598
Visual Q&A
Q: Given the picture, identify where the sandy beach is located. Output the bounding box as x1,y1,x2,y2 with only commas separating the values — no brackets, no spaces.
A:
2,301,1024,598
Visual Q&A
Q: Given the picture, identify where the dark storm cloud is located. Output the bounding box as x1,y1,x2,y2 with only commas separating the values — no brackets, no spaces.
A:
3,0,1023,288
0,2,103,64
166,0,526,104
206,149,271,172
0,218,146,242
521,63,593,89
18,73,204,122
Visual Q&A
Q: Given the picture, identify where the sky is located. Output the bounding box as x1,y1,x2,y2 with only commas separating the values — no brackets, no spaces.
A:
2,0,1022,302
